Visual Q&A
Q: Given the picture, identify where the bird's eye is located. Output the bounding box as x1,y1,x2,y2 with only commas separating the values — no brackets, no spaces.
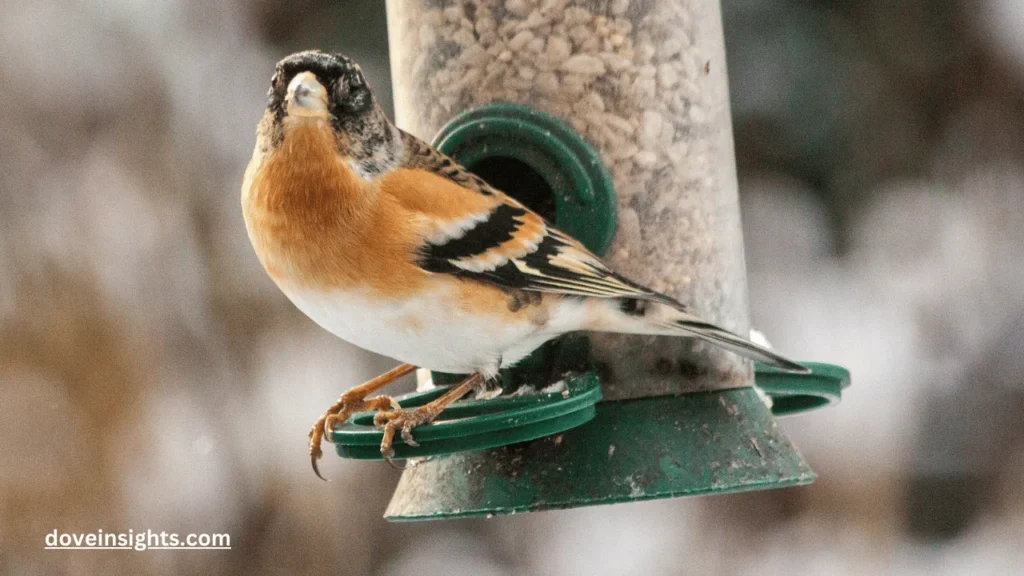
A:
332,68,371,113
334,78,350,100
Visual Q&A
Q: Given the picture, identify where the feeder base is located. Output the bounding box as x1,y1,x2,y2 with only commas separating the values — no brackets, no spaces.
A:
385,386,816,521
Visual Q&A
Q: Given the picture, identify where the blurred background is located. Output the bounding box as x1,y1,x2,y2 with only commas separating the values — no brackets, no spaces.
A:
2,0,1023,573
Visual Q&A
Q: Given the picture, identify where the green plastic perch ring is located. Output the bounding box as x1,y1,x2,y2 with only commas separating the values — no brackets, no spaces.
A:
331,372,602,460
757,361,849,415
330,362,848,460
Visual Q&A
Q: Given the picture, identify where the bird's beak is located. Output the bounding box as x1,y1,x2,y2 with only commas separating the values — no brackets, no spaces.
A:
286,72,329,117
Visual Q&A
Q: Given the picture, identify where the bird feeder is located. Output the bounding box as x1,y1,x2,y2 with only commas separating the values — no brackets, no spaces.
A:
329,0,850,520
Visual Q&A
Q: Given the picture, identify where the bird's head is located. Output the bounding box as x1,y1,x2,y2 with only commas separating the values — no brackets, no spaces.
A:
269,51,372,121
259,50,399,179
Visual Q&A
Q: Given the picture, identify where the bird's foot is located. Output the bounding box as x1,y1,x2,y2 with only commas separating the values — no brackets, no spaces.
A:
307,364,416,480
373,406,439,468
371,372,484,468
309,393,400,480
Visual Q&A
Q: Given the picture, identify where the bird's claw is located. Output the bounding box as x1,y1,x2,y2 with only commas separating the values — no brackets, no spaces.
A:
374,407,437,467
308,394,400,480
310,445,327,481
401,425,420,447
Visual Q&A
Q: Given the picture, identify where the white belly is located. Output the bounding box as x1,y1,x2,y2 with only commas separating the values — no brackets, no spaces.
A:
280,285,547,375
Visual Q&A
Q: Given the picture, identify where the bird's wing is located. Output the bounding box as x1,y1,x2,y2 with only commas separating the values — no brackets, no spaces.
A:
392,130,676,305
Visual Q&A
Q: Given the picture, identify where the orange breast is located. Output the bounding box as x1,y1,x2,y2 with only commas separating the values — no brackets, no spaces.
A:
242,121,427,298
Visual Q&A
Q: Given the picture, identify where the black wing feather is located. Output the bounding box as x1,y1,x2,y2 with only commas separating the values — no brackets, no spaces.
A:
422,204,527,261
402,130,680,307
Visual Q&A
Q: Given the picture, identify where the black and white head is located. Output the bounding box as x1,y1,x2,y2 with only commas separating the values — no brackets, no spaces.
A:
261,50,400,178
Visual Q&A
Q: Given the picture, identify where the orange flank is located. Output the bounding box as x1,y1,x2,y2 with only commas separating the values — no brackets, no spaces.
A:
451,277,551,326
378,168,499,221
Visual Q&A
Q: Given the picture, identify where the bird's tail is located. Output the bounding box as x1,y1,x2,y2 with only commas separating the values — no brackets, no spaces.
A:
592,297,810,374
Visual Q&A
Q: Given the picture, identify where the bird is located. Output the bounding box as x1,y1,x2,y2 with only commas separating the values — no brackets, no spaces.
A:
241,50,809,478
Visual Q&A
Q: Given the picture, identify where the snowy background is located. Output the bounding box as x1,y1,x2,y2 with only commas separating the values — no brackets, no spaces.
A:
2,0,1023,574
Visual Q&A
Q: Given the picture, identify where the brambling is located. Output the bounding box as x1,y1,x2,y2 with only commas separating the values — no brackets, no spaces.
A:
241,50,808,478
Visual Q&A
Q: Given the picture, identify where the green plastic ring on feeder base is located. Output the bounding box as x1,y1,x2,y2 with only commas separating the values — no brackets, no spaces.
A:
757,361,850,415
331,371,602,460
329,362,849,461
375,365,850,521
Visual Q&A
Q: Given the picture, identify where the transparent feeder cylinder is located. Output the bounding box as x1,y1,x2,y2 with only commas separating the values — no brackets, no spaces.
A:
387,0,752,398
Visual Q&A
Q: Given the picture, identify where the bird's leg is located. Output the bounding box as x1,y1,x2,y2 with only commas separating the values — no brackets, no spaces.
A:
374,372,485,466
309,363,417,479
